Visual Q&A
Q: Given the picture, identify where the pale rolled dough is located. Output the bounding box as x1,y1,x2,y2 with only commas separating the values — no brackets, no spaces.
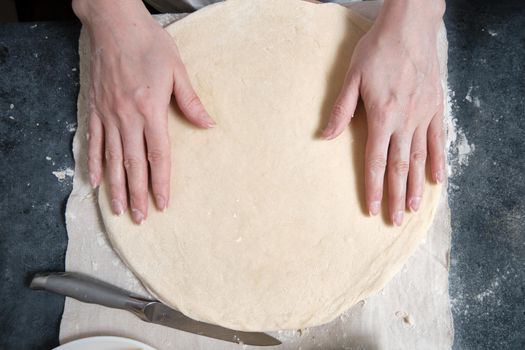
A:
99,0,442,331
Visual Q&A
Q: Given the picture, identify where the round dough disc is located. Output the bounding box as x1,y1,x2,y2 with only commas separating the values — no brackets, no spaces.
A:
99,0,442,331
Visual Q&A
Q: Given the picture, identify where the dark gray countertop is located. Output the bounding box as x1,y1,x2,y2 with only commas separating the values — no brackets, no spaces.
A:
0,0,523,349
445,0,524,348
0,22,79,350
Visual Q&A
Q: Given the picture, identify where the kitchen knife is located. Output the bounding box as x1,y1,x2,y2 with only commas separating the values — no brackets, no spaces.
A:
30,272,281,347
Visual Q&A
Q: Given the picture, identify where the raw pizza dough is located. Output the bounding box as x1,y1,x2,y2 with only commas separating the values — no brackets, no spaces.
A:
99,0,442,331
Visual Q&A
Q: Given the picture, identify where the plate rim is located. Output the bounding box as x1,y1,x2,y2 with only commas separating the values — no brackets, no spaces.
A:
54,335,157,350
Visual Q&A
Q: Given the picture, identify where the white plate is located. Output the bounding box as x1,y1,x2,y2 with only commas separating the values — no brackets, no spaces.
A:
54,336,157,350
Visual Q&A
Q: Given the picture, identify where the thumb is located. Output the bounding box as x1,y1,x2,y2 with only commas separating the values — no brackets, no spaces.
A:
172,59,215,128
322,72,360,140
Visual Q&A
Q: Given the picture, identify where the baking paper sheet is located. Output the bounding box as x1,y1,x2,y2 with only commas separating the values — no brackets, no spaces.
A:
61,4,453,349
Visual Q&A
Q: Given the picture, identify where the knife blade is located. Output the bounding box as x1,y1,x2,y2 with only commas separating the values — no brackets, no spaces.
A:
30,272,281,347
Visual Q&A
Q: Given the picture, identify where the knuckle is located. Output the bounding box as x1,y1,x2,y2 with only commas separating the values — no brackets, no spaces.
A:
182,93,202,112
87,152,101,165
147,148,168,164
87,158,100,172
429,127,444,142
382,94,400,113
135,94,153,117
88,110,99,123
410,150,427,165
374,114,390,127
105,149,122,162
407,98,418,112
370,106,397,126
391,160,410,176
367,156,387,173
112,95,130,119
123,156,145,171
331,103,350,121
113,105,129,121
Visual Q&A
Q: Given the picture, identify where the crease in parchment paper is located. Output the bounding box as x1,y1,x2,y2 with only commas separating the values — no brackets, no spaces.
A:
61,7,454,350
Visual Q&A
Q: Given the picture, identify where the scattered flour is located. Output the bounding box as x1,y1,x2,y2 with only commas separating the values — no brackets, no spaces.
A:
446,85,475,177
464,85,481,107
474,278,501,303
66,121,77,133
52,167,75,181
451,273,506,318
96,233,107,247
465,86,473,103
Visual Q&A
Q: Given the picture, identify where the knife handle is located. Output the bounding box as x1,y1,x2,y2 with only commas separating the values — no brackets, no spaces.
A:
30,272,150,319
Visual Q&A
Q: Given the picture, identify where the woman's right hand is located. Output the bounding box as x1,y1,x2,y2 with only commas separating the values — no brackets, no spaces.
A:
73,0,215,224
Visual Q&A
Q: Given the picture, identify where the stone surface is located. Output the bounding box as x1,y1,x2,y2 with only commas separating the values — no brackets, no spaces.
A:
445,0,525,349
0,22,80,350
0,0,524,348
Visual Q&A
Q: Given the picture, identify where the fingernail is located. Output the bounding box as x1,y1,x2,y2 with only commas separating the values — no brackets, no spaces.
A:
435,169,444,183
155,194,166,211
321,123,335,139
321,129,333,139
393,210,404,226
369,201,381,216
409,197,421,212
111,199,124,216
90,173,99,189
202,114,216,128
131,208,145,225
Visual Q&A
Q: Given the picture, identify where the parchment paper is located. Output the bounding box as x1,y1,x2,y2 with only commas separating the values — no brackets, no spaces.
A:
61,4,453,349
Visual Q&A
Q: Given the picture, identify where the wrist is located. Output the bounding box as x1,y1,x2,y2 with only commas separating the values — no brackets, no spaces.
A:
375,0,445,44
383,0,445,21
72,0,151,28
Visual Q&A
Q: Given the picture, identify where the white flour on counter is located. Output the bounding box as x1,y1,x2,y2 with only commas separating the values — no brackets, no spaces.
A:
446,87,475,178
